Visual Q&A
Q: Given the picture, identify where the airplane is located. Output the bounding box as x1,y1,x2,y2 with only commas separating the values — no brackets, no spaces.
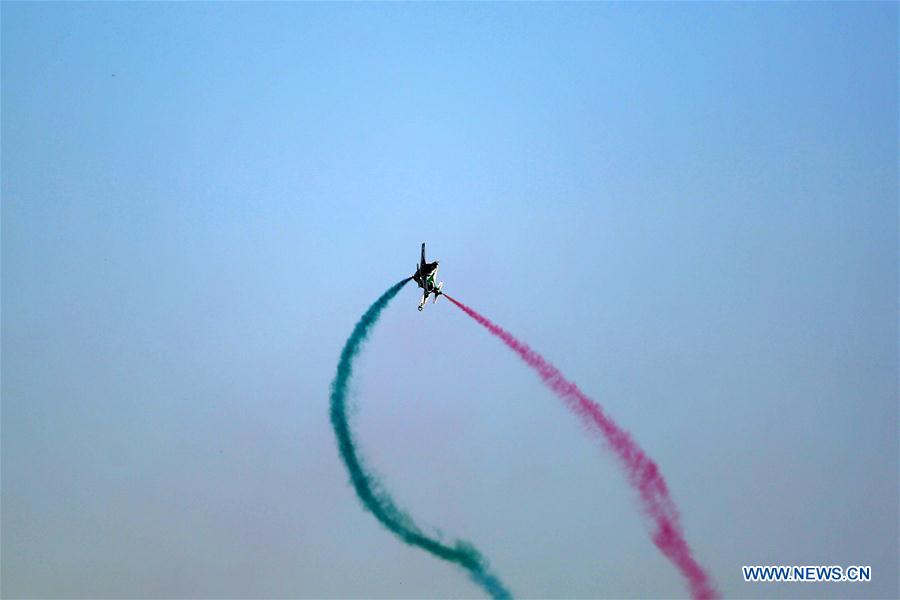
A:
412,242,444,311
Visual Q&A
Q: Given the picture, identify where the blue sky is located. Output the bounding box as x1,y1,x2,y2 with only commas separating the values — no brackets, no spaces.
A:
3,3,897,599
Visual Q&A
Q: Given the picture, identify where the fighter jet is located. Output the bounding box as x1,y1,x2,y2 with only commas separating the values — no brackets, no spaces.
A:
412,242,444,311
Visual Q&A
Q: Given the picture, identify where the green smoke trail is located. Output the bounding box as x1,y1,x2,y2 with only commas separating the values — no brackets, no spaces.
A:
329,278,512,600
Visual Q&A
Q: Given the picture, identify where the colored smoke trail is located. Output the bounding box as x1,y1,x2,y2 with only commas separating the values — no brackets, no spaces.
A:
444,294,718,600
329,279,512,600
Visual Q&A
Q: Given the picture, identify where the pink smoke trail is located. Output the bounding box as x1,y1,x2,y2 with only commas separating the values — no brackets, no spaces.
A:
444,294,718,600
